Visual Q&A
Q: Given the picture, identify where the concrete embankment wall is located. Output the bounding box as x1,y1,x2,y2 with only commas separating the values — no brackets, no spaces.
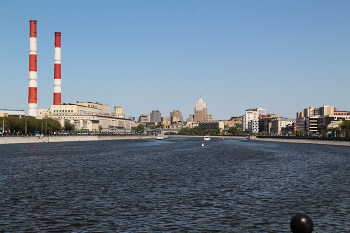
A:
0,135,153,144
251,136,350,147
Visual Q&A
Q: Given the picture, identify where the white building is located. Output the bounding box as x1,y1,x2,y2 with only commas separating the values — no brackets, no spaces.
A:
38,101,131,133
0,109,26,118
114,106,125,118
247,119,259,133
242,108,266,132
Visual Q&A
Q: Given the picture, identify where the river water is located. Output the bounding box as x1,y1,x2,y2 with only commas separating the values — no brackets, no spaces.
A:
0,137,349,232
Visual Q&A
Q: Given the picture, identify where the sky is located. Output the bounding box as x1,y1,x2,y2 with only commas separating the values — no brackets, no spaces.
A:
0,0,349,120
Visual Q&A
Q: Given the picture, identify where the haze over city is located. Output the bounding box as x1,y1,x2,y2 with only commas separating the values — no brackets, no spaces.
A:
1,0,349,120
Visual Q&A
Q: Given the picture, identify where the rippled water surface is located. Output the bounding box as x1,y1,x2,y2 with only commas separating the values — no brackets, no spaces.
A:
1,137,349,232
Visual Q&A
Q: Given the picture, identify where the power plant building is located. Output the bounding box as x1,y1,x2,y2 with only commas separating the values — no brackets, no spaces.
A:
39,102,131,133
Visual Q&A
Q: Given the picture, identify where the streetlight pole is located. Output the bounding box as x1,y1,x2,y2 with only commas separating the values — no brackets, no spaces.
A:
2,117,4,136
25,117,27,135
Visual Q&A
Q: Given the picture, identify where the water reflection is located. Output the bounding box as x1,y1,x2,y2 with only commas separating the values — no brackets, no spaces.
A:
0,138,349,232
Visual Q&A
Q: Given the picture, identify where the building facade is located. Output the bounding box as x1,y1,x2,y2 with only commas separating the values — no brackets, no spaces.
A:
222,116,243,128
270,118,296,135
242,108,266,132
258,114,280,134
296,105,343,135
114,106,125,118
149,110,162,123
138,114,149,124
38,101,131,133
170,110,183,122
192,97,213,122
0,109,26,118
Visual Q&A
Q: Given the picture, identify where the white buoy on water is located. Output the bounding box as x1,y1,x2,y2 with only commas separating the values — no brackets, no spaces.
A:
202,143,204,146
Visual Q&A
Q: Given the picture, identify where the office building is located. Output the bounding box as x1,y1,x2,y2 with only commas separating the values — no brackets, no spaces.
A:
170,110,183,122
191,96,213,122
150,110,161,123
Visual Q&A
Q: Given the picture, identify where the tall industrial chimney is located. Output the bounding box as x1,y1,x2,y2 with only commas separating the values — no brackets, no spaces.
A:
53,32,61,105
28,20,38,116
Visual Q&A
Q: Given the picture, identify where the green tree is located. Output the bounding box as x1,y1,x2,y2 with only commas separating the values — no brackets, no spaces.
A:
178,127,190,135
43,117,62,133
0,116,61,134
63,121,75,131
132,124,144,134
204,128,220,135
147,124,157,129
318,123,328,137
26,117,41,134
192,126,202,135
257,131,267,135
339,120,350,137
228,123,243,135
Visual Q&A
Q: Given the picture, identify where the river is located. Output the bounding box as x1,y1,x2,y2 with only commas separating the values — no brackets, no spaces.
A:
1,137,349,232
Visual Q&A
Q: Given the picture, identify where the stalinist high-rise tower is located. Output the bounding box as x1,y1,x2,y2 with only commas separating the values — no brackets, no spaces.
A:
192,96,213,122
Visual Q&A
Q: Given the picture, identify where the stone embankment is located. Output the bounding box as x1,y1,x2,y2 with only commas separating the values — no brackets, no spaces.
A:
2,135,349,146
0,135,153,144
248,135,350,147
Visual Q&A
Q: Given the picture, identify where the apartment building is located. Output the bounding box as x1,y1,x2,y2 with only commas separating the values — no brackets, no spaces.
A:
242,108,266,132
270,118,296,135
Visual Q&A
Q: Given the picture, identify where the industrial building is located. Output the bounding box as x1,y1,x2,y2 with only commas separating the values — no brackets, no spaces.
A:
39,102,131,133
24,20,131,133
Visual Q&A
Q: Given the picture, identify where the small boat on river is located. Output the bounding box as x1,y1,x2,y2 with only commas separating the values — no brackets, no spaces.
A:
204,135,211,141
156,134,165,140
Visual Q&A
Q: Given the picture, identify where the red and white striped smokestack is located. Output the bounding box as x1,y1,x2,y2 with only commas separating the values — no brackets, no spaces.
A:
53,32,61,105
28,20,38,116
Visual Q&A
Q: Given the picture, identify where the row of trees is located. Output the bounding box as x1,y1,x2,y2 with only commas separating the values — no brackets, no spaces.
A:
130,120,350,137
0,117,63,135
131,124,145,134
226,123,243,135
178,126,221,135
131,123,244,135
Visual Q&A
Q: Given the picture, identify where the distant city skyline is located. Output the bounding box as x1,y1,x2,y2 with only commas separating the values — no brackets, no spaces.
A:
1,1,349,120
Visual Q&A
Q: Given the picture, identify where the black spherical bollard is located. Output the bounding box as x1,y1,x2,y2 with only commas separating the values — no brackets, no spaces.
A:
290,214,313,233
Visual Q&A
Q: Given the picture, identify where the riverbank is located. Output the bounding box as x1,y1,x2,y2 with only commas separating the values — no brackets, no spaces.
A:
0,135,154,144
0,135,247,144
250,136,350,147
2,134,349,146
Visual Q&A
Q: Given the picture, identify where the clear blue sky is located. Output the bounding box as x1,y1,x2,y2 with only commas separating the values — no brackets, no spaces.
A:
1,0,349,120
